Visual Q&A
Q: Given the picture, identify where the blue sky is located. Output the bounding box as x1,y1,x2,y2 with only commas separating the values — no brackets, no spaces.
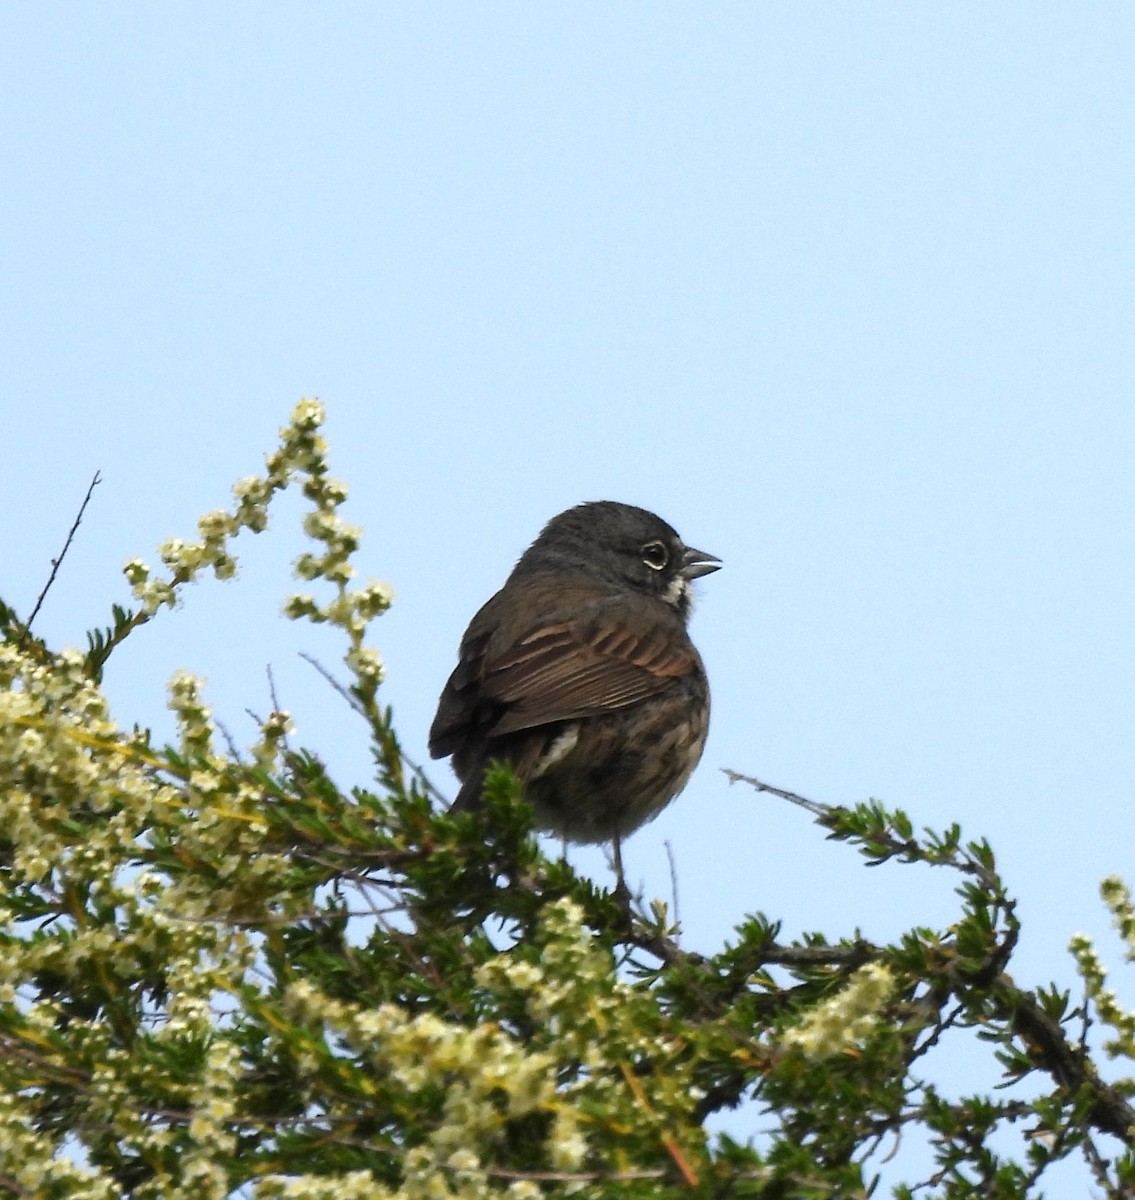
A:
3,5,1133,1187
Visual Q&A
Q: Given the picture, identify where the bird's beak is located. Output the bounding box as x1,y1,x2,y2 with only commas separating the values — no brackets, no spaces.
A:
681,546,722,580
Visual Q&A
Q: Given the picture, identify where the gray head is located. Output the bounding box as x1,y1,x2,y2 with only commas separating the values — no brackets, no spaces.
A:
509,501,720,617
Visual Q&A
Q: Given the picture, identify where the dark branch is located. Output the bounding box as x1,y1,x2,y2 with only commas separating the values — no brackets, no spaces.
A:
996,973,1135,1140
27,471,102,629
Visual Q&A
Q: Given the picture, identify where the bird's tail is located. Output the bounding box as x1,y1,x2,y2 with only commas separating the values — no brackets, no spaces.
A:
448,771,484,814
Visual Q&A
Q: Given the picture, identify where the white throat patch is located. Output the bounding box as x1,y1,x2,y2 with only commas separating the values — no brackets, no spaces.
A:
663,575,691,609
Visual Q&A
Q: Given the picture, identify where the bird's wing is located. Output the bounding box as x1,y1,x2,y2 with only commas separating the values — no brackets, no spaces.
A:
428,609,497,758
480,590,696,736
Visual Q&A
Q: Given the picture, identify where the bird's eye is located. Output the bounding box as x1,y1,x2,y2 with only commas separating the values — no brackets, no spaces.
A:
641,541,669,571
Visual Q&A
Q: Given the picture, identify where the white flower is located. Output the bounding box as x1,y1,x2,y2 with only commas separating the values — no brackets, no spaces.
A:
781,962,896,1060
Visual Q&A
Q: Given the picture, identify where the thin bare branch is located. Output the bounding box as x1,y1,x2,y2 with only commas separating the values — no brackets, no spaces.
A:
27,470,102,629
722,768,828,818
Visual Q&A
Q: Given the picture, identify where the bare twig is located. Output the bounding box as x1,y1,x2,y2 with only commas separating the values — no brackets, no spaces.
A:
299,651,368,717
665,839,681,933
298,651,452,807
722,769,828,818
27,471,101,629
266,662,284,719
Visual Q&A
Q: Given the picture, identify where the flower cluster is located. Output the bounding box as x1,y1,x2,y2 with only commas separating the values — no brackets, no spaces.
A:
474,899,700,1178
0,642,150,888
780,962,897,1060
0,1089,120,1200
121,398,395,712
167,667,216,757
121,395,305,617
0,637,265,1198
1070,876,1135,1063
123,398,393,686
261,976,567,1198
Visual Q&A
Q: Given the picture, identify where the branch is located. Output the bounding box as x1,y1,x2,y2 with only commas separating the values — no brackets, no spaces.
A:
27,471,101,629
722,769,827,818
996,973,1135,1140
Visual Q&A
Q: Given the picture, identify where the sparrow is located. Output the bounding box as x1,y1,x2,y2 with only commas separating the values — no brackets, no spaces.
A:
429,501,720,880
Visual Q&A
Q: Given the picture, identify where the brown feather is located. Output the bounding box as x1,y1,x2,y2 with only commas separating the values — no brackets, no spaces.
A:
427,577,696,749
484,587,692,733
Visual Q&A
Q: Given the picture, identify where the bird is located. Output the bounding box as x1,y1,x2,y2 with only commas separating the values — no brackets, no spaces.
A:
428,501,720,887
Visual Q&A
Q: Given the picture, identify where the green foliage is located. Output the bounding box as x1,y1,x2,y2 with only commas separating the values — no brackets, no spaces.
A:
2,401,1134,1198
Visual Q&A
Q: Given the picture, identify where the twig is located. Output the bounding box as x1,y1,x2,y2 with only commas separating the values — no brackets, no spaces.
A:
265,663,292,754
664,839,681,934
27,471,101,629
722,769,828,818
298,651,452,807
299,651,368,717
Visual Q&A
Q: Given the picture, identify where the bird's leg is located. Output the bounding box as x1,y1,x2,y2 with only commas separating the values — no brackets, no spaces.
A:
611,834,631,907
